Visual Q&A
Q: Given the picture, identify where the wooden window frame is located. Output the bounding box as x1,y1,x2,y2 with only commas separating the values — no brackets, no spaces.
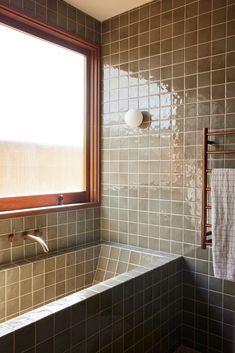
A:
0,5,100,219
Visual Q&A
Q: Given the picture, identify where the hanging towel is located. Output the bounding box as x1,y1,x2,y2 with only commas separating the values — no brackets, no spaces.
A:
211,169,235,281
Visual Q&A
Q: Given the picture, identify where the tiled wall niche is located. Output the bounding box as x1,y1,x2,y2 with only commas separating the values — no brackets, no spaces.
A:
0,208,100,265
101,0,235,352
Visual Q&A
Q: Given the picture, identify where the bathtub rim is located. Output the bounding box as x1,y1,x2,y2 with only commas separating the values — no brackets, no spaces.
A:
0,241,181,337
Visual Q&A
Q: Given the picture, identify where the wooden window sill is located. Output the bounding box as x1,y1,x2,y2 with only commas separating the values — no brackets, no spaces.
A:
0,201,101,219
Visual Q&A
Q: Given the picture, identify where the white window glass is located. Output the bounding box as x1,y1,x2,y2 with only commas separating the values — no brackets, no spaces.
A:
0,23,86,197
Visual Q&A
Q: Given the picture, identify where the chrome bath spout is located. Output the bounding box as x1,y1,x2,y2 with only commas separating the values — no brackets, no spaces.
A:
24,232,49,253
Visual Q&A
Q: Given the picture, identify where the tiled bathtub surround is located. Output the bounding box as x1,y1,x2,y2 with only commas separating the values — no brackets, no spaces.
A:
93,242,163,282
0,246,182,353
101,0,235,352
0,244,100,323
0,242,167,324
0,208,100,266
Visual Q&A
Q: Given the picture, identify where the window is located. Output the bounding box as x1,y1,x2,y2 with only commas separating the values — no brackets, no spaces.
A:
0,5,100,216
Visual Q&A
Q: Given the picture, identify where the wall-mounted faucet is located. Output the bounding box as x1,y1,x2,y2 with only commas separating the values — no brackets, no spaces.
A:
23,230,49,253
8,228,49,253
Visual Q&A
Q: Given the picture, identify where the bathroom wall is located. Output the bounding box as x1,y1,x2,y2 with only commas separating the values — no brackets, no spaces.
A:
101,0,235,352
0,208,100,263
0,0,101,43
0,0,101,265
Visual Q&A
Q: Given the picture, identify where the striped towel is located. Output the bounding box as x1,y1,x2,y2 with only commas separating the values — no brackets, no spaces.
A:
211,169,235,281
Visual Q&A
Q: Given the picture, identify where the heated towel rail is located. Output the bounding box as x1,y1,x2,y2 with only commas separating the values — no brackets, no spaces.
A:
201,128,235,249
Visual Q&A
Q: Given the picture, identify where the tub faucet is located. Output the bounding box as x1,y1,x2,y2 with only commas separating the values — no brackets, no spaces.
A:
23,230,49,253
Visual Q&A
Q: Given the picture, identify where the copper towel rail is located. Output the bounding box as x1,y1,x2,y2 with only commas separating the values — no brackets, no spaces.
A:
201,128,235,249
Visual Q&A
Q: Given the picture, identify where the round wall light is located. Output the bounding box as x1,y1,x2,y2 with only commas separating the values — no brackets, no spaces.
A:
125,109,143,128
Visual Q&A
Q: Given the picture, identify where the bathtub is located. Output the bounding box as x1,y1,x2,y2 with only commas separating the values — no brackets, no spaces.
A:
0,242,182,353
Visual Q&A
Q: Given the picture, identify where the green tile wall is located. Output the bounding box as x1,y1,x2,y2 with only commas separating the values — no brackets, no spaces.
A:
0,0,101,43
101,0,235,352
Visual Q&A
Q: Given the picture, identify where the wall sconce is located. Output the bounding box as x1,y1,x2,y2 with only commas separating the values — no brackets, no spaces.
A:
125,109,143,128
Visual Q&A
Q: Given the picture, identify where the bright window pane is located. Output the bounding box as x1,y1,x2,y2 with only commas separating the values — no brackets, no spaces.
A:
0,23,86,197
